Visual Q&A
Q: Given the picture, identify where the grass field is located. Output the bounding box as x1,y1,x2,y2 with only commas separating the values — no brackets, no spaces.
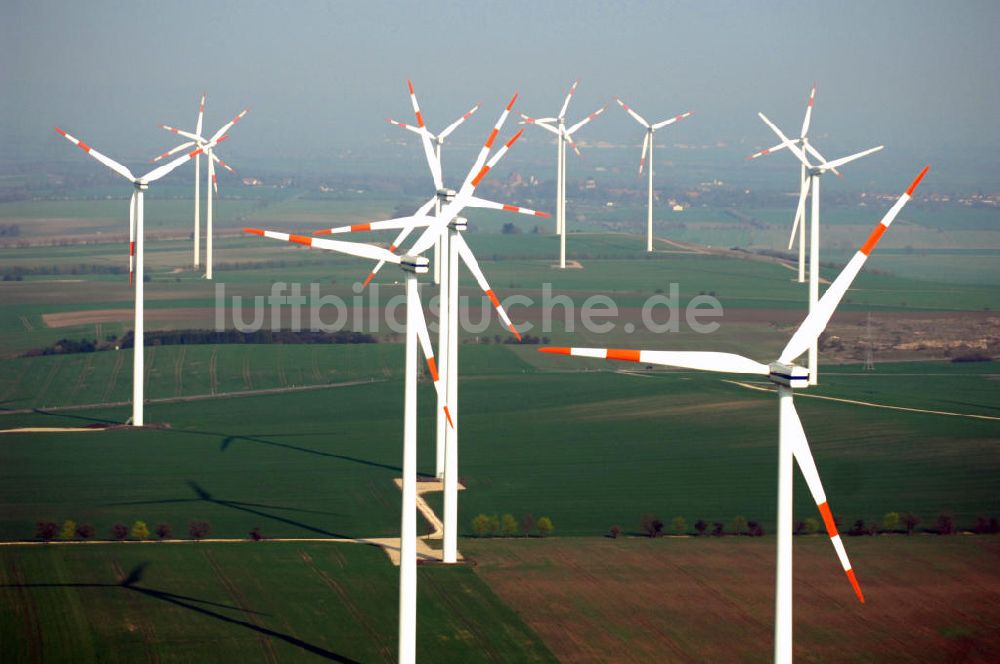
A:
1,348,997,542
0,541,555,663
2,192,998,661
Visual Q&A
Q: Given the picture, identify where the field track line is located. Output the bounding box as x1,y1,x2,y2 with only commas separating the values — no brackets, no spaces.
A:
68,354,94,404
19,315,34,332
204,549,279,663
173,346,187,397
0,379,384,418
208,348,218,395
724,380,1000,421
111,560,161,662
298,550,393,661
241,353,253,391
103,351,124,402
34,361,61,409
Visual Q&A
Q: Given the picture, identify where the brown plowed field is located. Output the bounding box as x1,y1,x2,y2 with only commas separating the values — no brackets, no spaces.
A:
466,536,1000,663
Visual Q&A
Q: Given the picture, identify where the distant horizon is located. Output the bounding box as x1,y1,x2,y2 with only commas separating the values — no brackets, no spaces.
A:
4,1,999,193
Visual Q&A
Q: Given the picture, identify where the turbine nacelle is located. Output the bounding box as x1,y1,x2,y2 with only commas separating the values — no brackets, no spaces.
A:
133,180,149,191
400,255,429,274
448,216,467,231
768,362,809,389
436,188,457,202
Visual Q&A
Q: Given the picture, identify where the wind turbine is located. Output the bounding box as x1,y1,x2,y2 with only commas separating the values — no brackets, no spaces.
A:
387,80,480,285
154,100,249,279
520,80,606,268
615,98,692,252
55,126,228,426
243,229,444,664
753,103,882,386
539,166,929,663
316,93,547,567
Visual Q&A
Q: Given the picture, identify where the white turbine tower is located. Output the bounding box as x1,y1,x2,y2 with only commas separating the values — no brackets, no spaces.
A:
317,93,546,566
387,80,480,285
55,126,228,426
615,98,692,252
753,100,883,385
539,166,929,664
241,227,449,664
520,80,606,269
155,101,249,279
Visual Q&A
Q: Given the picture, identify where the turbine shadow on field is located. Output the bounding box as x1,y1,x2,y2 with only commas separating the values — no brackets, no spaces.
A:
186,427,403,474
2,563,359,663
108,481,353,539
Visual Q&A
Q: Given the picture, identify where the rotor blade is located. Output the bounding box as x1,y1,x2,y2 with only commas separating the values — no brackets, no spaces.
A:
466,196,551,218
161,125,203,142
564,132,582,158
652,111,693,130
538,347,770,374
746,140,789,161
352,198,436,288
196,92,206,137
210,108,249,143
243,228,402,264
464,127,524,194
757,113,812,168
558,80,579,119
316,196,436,235
779,166,929,364
615,98,649,128
404,82,444,189
151,141,195,163
803,142,841,177
800,83,816,137
211,152,235,174
789,177,809,250
639,132,650,175
316,215,435,235
54,128,136,182
520,115,561,136
819,145,884,173
438,102,481,140
462,92,518,192
142,135,228,183
128,191,136,285
387,118,426,137
566,105,607,136
209,155,217,194
453,233,521,341
784,396,864,603
410,290,454,428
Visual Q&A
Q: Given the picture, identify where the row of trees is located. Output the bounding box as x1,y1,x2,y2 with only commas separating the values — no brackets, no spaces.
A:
35,520,212,542
471,513,553,538
607,512,1000,539
611,514,765,539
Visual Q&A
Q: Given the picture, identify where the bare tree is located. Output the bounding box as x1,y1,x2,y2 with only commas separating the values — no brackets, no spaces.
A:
154,523,172,540
608,525,622,539
902,512,921,535
76,523,95,540
110,523,128,541
520,513,536,536
188,520,211,541
694,519,708,536
35,521,57,541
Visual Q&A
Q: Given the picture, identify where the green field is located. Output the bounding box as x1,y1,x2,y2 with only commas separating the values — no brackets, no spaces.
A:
2,193,998,661
1,347,997,542
0,542,555,663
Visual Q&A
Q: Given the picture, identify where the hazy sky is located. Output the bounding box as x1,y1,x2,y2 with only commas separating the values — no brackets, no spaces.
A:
4,0,999,186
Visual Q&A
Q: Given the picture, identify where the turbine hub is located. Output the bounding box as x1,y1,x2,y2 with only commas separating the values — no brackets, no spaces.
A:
400,255,429,275
448,216,467,231
768,362,809,389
